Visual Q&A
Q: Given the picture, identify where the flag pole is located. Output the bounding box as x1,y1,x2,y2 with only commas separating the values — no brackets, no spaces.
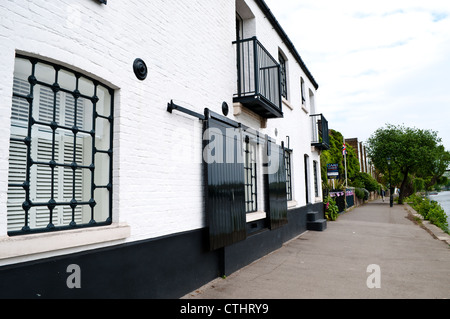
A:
343,137,348,188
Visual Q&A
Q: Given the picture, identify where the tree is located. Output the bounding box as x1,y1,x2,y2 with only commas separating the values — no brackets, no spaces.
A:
419,145,450,190
320,129,360,189
366,124,450,204
352,172,379,192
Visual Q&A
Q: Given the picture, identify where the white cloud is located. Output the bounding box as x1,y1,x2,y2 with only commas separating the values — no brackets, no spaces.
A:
264,0,450,149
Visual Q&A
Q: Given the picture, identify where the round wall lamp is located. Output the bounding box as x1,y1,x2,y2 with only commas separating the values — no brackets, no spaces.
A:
133,58,148,80
222,102,229,116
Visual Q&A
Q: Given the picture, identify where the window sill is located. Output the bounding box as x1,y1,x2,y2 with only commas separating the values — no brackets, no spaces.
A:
282,97,293,110
246,211,266,223
288,200,298,209
0,223,130,260
301,105,309,114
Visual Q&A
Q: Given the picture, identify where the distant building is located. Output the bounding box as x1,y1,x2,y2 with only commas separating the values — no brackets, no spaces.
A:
345,138,375,178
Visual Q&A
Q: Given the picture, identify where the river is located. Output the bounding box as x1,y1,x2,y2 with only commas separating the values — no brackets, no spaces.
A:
427,190,450,226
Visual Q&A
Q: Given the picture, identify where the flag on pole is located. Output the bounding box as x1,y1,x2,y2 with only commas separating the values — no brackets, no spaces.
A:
343,139,348,187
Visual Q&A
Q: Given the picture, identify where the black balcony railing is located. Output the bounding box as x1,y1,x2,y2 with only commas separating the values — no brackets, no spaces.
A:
233,37,283,119
311,114,330,150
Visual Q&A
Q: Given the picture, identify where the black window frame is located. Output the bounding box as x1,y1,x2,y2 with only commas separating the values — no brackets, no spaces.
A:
7,54,114,236
304,154,310,204
284,148,293,201
300,77,305,104
244,135,258,213
313,160,319,198
279,52,288,99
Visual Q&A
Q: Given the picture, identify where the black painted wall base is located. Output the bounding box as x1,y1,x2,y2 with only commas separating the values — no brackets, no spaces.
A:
0,228,220,299
222,202,322,276
0,202,324,299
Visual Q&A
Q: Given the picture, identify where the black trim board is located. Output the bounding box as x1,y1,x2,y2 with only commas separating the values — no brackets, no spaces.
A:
0,229,220,299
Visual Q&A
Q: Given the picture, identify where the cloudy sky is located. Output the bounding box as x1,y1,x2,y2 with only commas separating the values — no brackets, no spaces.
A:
264,0,450,151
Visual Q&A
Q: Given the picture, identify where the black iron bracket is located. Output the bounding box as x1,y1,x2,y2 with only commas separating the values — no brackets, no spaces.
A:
167,100,205,120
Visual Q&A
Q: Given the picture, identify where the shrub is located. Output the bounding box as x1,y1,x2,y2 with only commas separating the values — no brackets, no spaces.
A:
355,188,365,199
352,172,379,192
406,194,423,210
324,196,339,221
408,195,449,234
418,199,432,219
363,188,370,200
427,203,449,233
355,188,369,200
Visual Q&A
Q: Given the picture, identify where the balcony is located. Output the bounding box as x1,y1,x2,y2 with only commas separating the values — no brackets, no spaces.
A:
233,37,283,119
311,114,330,150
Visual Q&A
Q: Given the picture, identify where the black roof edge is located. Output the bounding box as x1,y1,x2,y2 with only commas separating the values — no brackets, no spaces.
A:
255,0,319,90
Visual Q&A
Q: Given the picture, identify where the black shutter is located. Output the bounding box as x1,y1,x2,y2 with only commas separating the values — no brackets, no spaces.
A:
204,117,246,251
266,139,288,229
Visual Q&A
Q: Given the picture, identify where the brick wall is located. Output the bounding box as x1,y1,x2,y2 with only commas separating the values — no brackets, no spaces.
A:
241,0,323,205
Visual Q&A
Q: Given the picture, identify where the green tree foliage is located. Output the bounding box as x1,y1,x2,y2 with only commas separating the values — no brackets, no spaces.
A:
412,177,425,192
320,129,360,189
352,172,379,192
367,124,450,204
420,145,450,190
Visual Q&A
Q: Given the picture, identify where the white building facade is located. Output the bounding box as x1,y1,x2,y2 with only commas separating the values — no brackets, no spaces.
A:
0,0,329,298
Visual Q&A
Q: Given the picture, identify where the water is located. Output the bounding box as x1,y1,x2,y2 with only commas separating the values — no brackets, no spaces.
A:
427,191,450,226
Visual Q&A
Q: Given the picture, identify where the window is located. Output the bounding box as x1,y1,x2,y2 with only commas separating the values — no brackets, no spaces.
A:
236,13,243,41
285,149,293,201
309,89,316,114
300,77,305,105
279,52,287,99
7,55,114,235
202,112,288,250
304,154,310,204
244,135,257,213
313,160,319,198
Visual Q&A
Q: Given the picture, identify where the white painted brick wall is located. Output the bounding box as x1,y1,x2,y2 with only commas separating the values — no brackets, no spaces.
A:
0,0,323,262
236,0,323,207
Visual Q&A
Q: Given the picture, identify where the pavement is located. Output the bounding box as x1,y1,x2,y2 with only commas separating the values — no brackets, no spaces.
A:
182,199,450,299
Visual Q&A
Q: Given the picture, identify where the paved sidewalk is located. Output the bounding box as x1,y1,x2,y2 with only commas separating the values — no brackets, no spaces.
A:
183,200,450,299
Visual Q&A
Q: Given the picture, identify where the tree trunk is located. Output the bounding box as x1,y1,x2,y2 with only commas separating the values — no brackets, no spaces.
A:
404,181,414,198
425,175,439,191
398,168,409,204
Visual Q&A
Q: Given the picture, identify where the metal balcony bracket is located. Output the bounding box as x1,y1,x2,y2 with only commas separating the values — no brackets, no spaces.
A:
167,100,205,120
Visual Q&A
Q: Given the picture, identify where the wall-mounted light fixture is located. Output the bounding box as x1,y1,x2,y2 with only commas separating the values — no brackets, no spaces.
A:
133,58,148,81
222,102,229,116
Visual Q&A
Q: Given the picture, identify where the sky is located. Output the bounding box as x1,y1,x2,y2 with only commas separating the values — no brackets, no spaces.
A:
264,0,450,151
